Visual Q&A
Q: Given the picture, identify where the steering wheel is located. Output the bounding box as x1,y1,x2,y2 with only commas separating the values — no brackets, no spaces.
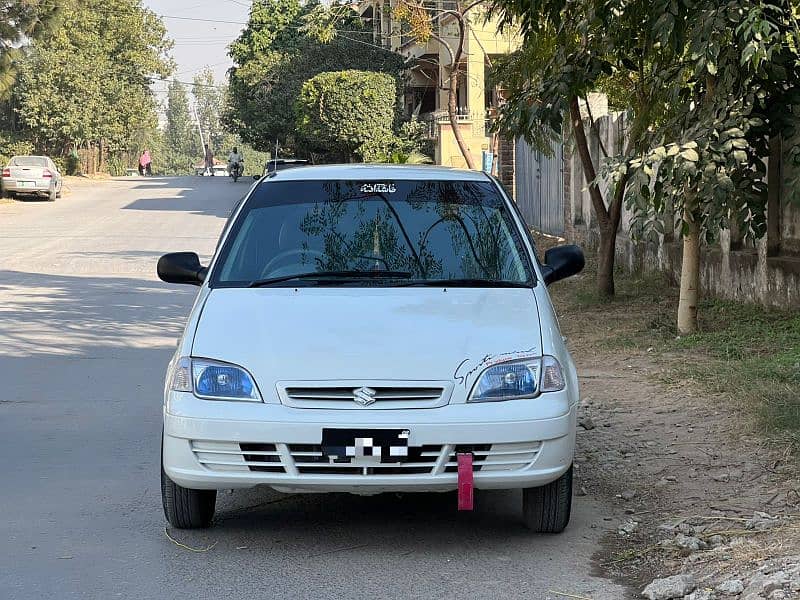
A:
260,248,325,278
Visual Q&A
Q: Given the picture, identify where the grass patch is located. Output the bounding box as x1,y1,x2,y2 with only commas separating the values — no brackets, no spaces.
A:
555,266,800,448
672,301,800,446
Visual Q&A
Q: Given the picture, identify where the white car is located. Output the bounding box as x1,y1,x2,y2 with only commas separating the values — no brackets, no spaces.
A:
158,165,585,531
1,155,63,201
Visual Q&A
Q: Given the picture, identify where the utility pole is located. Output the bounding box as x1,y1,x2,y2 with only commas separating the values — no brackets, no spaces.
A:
190,101,207,174
191,102,205,152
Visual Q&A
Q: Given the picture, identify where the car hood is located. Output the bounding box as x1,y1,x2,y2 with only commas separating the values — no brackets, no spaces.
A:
191,287,542,386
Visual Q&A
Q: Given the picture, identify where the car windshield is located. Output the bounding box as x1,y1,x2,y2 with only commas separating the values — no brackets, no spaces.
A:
10,156,47,167
211,179,534,287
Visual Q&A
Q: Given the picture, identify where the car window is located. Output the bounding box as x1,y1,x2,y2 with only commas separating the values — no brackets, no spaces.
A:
10,156,48,167
211,179,535,287
493,176,543,265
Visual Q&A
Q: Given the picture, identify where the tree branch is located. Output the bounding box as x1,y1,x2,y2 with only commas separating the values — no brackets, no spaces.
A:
569,95,610,225
583,95,609,159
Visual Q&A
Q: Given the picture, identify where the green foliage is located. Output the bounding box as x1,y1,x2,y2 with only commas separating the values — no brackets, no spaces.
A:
490,0,800,251
384,149,433,164
359,118,433,163
192,68,225,152
608,1,800,244
226,0,404,154
489,0,681,156
219,131,269,176
10,0,172,157
553,265,800,448
0,0,61,98
296,70,398,161
0,132,34,167
163,79,198,174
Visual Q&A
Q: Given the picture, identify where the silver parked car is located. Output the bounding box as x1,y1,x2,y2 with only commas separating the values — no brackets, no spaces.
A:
1,155,63,201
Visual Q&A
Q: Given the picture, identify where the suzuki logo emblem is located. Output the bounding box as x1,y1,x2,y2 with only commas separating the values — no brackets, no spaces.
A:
352,386,377,406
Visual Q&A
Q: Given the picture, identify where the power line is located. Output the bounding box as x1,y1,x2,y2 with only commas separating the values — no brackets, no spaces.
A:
152,77,227,89
160,14,248,25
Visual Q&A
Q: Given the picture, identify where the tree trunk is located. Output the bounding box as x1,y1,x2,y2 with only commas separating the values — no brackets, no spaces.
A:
568,95,622,296
677,211,700,334
444,13,476,171
597,226,616,296
676,75,715,334
447,65,475,170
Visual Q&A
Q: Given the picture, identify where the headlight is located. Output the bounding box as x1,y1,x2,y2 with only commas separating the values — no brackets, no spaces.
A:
468,355,565,402
169,357,261,401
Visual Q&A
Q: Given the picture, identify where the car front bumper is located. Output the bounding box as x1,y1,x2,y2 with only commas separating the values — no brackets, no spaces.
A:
163,393,577,494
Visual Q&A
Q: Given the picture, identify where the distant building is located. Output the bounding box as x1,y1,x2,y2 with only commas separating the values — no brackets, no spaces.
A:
358,0,520,169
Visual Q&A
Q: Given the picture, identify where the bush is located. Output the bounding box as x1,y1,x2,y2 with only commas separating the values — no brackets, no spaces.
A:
0,133,35,166
296,70,398,161
65,151,81,175
358,118,433,164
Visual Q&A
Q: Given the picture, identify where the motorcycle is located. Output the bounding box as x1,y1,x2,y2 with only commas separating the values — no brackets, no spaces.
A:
229,162,243,182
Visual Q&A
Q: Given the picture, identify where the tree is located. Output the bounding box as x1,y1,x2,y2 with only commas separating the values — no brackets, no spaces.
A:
393,0,485,170
488,0,683,297
10,0,171,160
192,68,225,152
0,0,61,97
226,0,404,154
605,1,800,333
306,0,489,170
296,70,397,161
163,79,198,174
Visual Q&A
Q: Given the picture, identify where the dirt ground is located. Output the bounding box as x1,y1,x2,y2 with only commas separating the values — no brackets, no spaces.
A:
548,267,800,598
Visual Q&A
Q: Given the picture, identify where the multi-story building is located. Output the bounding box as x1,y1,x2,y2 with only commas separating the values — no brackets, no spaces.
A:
358,0,519,169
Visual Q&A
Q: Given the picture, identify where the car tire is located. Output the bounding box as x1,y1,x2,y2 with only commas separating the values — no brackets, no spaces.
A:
161,464,216,529
522,464,572,533
48,186,56,202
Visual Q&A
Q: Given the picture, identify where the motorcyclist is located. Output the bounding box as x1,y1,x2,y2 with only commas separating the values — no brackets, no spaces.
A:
227,147,244,177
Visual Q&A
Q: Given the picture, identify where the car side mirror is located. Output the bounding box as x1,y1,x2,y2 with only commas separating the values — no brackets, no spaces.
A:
157,252,207,286
253,174,260,180
542,245,585,285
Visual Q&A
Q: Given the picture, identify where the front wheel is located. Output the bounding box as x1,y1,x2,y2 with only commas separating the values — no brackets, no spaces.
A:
522,465,572,533
161,465,216,529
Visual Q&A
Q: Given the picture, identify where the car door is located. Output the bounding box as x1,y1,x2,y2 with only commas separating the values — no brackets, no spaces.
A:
48,158,62,191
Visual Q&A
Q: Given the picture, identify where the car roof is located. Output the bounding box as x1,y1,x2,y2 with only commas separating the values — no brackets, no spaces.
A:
266,164,490,182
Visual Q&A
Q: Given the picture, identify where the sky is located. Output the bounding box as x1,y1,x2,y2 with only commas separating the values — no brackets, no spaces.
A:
142,0,251,102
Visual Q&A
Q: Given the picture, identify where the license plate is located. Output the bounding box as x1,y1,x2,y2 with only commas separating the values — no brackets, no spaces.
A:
18,181,36,188
322,428,409,463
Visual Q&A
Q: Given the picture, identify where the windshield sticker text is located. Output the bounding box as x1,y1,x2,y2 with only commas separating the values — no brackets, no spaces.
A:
360,183,396,193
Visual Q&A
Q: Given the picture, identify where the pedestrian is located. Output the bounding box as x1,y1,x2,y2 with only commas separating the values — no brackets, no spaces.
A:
204,144,214,176
138,149,152,176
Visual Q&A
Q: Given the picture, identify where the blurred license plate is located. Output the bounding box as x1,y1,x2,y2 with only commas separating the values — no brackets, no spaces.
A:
18,181,36,188
322,428,409,462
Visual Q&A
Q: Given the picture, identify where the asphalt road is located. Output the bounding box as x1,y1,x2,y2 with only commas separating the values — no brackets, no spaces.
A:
0,176,628,600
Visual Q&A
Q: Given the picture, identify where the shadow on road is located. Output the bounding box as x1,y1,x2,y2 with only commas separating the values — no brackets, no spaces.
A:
0,270,196,357
122,177,246,219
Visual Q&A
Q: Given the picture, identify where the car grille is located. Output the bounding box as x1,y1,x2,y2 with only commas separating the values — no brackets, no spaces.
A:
190,440,542,476
277,382,452,409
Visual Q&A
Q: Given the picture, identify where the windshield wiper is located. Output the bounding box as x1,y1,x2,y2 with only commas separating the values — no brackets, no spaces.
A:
249,270,412,287
398,278,533,288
